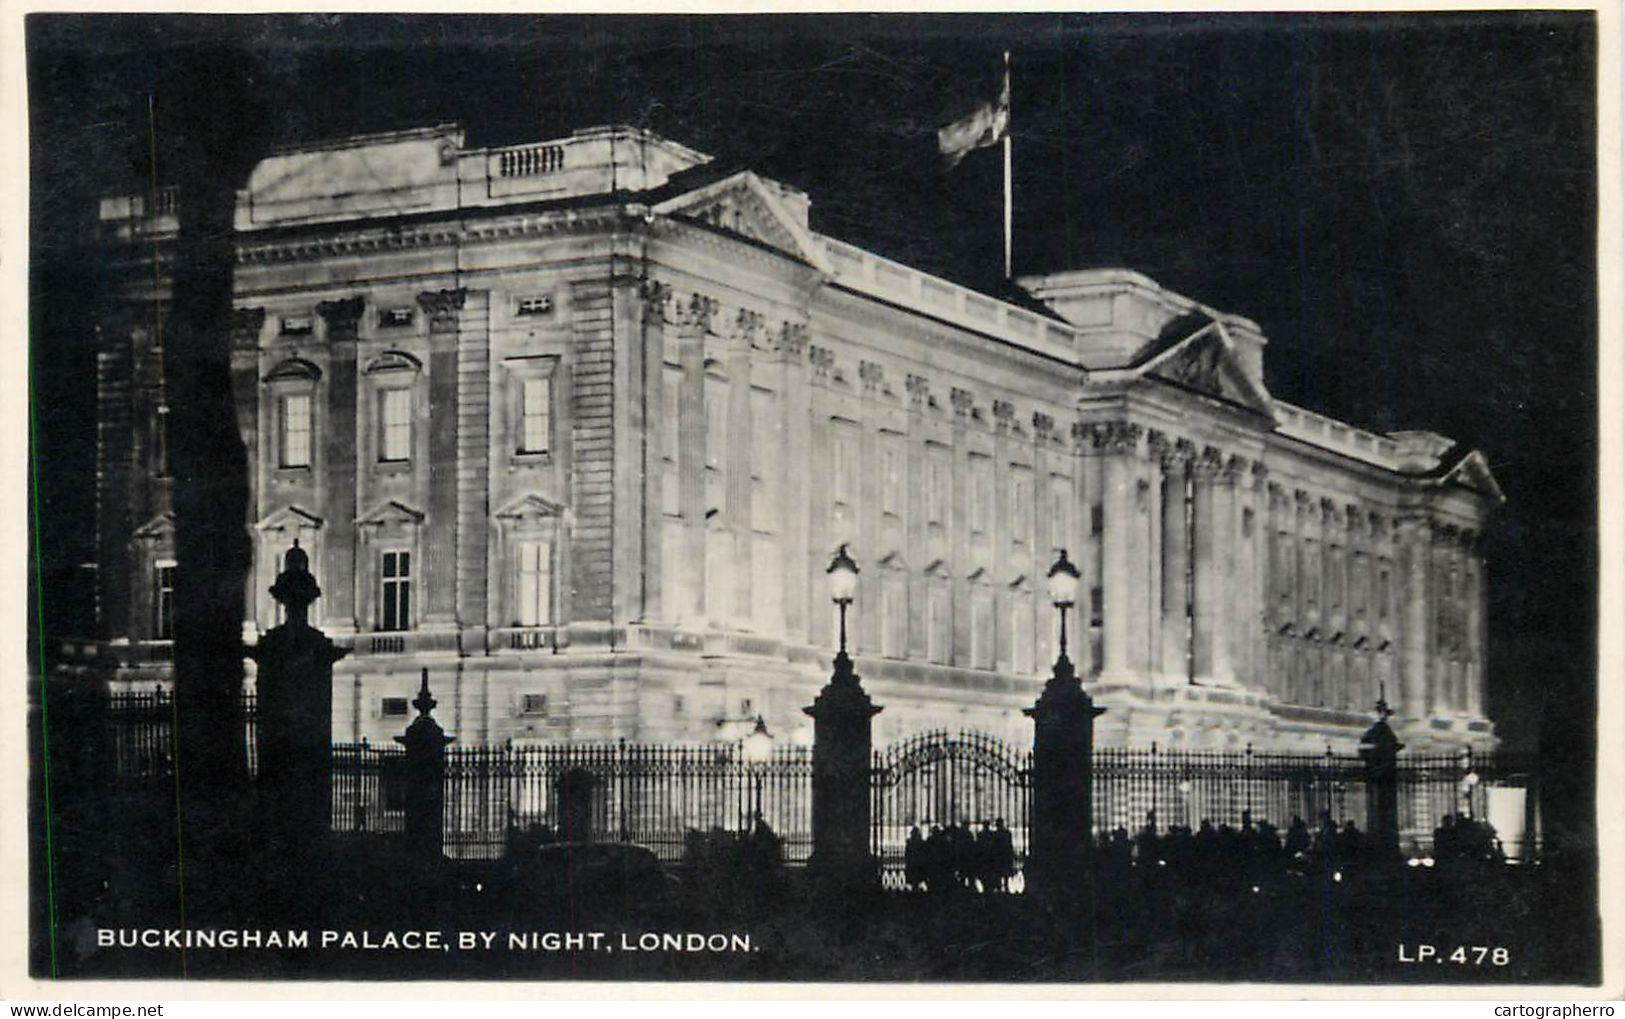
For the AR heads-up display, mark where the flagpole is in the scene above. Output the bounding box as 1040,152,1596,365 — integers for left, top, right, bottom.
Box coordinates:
1002,50,1012,279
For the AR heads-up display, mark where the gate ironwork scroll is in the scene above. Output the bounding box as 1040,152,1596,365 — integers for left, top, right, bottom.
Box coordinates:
870,730,1032,891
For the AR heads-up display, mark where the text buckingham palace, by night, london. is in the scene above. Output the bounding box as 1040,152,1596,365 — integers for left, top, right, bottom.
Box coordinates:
86,122,1504,753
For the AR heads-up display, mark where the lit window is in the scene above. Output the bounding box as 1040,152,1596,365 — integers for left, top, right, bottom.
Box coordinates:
281,393,312,468
380,388,412,462
521,694,549,716
971,590,994,669
154,560,176,640
379,550,412,631
927,454,949,525
513,538,553,627
520,377,551,455
517,294,555,316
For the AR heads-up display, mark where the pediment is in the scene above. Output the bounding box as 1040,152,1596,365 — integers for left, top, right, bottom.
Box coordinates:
1440,449,1506,505
654,172,833,273
356,499,424,527
494,493,564,527
1144,323,1273,416
255,506,323,533
133,511,176,541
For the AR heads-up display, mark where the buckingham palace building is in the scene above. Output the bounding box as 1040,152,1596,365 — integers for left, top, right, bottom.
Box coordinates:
88,123,1503,752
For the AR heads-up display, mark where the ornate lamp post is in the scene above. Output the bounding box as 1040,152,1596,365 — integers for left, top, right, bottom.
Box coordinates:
827,543,860,672
804,545,881,892
742,714,774,829
1046,548,1082,670
1024,549,1105,904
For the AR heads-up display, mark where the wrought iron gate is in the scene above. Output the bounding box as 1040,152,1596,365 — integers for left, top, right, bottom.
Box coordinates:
870,730,1032,891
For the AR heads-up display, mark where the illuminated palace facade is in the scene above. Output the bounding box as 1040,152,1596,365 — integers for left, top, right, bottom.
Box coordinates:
90,124,1502,751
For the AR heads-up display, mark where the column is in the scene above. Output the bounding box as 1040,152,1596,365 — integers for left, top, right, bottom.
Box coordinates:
417,289,465,625
1397,516,1431,721
637,281,671,624
316,299,362,633
677,295,714,624
1159,438,1191,681
726,310,757,628
1465,532,1486,718
950,387,974,665
1095,421,1144,679
1071,420,1100,677
779,322,811,640
991,400,1014,670
1191,446,1236,684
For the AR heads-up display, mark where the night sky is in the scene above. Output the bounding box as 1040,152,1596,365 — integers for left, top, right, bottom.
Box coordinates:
27,12,1597,763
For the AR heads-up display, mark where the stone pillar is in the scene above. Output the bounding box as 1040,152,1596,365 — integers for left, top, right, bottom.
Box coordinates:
1466,534,1486,718
247,542,349,854
1094,421,1143,680
1191,447,1236,684
804,627,882,891
1358,693,1404,861
637,281,672,624
677,296,714,624
727,310,757,627
417,289,465,625
1024,624,1106,903
395,668,454,865
1397,517,1430,721
316,298,362,633
1159,439,1191,681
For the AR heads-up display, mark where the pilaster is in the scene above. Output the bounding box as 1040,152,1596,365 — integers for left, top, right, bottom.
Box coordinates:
316,298,363,633
417,288,465,625
676,294,713,626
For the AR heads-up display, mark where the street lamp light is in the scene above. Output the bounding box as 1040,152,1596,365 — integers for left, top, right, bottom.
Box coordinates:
1046,549,1081,665
742,714,774,830
827,543,860,658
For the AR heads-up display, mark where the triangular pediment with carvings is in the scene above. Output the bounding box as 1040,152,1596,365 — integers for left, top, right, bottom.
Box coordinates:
1439,449,1506,505
133,511,176,543
256,505,324,534
1143,322,1273,417
654,172,833,273
494,493,565,529
356,500,424,529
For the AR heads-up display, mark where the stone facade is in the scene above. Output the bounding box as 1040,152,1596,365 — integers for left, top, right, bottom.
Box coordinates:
90,123,1503,752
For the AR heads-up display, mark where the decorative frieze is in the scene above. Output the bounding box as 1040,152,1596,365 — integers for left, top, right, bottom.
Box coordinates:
1090,421,1143,455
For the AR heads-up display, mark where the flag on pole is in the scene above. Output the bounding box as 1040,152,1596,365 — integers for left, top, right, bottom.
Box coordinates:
937,66,1010,169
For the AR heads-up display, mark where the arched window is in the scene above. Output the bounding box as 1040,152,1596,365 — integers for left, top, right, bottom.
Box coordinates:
365,352,423,466
264,359,321,470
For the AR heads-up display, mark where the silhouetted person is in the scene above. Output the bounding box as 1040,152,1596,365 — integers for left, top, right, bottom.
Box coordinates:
1284,815,1311,860
992,818,1015,891
904,825,925,891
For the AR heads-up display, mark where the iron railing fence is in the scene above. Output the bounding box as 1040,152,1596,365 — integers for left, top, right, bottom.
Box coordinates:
103,689,258,779
324,741,816,863
92,696,1539,865
871,730,1032,891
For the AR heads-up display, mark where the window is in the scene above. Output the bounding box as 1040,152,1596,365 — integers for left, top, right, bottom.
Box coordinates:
1089,585,1104,627
379,307,414,328
1089,504,1104,537
513,538,554,627
927,452,949,525
1011,470,1032,539
881,441,903,516
517,294,555,316
379,388,412,462
520,694,548,716
153,560,176,640
832,429,855,505
927,582,951,664
379,550,412,631
881,569,906,658
280,393,312,468
971,590,994,669
520,377,551,455
706,387,728,471
381,697,409,718
152,405,170,478
970,455,992,533
1011,594,1034,675
280,315,313,336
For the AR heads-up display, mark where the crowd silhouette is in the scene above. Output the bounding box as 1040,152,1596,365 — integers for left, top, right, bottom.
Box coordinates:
897,809,1508,893
902,819,1017,893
